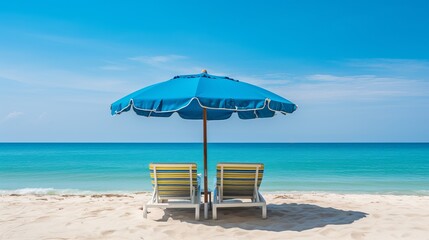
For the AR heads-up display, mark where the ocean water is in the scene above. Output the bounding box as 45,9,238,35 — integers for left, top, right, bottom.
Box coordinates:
0,143,428,195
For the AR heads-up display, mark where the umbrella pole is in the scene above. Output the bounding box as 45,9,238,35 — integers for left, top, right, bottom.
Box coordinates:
203,108,208,219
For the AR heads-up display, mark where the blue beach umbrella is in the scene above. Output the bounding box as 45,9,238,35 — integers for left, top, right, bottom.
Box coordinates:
111,70,297,218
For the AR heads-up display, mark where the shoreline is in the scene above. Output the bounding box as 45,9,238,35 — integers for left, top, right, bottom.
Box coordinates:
1,193,428,239
2,188,429,197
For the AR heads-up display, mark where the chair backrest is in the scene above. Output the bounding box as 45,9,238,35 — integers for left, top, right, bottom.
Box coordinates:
216,163,264,200
150,163,198,199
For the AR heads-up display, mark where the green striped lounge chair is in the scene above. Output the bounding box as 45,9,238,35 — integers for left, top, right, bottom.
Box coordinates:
143,163,201,220
212,163,267,220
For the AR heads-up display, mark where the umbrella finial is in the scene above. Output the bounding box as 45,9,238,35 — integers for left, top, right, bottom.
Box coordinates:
201,69,208,74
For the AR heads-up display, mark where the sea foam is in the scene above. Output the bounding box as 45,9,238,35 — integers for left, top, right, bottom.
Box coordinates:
0,188,88,195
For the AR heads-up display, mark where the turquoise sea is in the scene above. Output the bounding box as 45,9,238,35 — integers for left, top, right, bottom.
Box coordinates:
0,143,428,195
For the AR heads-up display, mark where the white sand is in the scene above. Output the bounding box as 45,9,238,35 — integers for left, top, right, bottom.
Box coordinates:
1,193,428,240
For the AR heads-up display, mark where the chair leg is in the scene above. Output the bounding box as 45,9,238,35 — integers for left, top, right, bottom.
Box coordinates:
212,206,217,220
143,205,148,218
195,205,200,220
262,205,267,219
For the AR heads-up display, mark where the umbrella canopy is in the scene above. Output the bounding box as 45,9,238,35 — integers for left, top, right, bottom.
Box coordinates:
111,71,297,219
111,72,297,119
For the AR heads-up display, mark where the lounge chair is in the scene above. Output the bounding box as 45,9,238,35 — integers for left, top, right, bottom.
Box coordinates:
212,163,267,220
143,163,201,220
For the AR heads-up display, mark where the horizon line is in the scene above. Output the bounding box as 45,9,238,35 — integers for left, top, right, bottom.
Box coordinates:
1,142,428,144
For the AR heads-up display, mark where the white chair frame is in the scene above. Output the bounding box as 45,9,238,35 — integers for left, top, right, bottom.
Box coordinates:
143,163,201,220
212,163,267,220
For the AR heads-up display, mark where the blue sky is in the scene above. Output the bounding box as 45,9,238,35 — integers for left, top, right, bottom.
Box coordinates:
1,0,429,142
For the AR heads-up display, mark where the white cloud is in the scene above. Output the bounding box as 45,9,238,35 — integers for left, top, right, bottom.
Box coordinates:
231,71,429,103
130,55,187,65
234,74,292,86
282,74,429,102
4,111,24,120
37,112,47,120
307,74,385,82
99,60,131,71
345,58,429,74
26,33,115,50
0,55,200,96
0,67,137,94
289,59,429,102
127,54,207,77
126,54,205,76
29,33,90,46
99,65,129,71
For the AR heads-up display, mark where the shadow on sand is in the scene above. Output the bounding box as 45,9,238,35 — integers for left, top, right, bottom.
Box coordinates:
152,203,367,232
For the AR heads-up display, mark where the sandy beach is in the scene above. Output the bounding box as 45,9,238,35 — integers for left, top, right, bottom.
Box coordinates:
1,193,428,240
